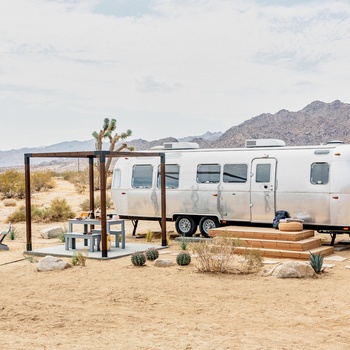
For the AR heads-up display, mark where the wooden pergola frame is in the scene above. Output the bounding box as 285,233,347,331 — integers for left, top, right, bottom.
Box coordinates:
24,150,167,258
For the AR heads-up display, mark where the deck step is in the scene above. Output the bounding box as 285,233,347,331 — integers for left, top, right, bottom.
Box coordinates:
234,245,334,260
208,226,334,259
209,226,315,241
239,237,322,251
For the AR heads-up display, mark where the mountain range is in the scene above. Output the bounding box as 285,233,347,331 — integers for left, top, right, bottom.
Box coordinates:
1,99,349,169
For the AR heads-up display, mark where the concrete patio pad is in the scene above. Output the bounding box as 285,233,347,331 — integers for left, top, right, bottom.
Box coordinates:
24,242,167,260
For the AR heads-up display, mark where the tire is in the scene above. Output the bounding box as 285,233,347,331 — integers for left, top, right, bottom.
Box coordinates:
175,216,197,237
199,217,219,238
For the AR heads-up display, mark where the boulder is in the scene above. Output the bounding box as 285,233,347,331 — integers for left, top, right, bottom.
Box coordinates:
37,255,70,271
272,261,315,278
154,258,174,267
40,226,63,239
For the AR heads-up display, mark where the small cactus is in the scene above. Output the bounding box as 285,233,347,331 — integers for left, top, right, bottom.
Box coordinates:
309,251,324,273
145,248,159,261
176,251,191,266
131,252,146,266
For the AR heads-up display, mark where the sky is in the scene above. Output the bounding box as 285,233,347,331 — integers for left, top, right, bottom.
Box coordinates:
1,0,350,151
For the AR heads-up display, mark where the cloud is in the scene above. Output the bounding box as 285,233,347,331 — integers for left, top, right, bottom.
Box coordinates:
0,0,350,149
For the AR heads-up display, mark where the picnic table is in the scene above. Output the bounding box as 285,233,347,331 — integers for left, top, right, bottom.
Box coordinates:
65,218,126,251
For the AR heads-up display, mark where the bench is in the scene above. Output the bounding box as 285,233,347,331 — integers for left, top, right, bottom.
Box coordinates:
92,229,125,249
64,232,101,252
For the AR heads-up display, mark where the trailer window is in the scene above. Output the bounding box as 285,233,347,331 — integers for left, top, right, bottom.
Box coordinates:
256,164,271,183
223,164,247,183
112,169,121,188
311,162,329,185
197,164,220,183
132,165,153,188
157,164,180,189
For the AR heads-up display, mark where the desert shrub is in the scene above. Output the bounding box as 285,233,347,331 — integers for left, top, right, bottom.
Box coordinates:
79,194,113,211
0,170,25,199
240,249,263,273
7,205,26,223
192,236,241,273
7,199,75,223
46,198,75,222
193,236,264,274
31,171,56,191
3,198,17,207
145,229,154,242
71,252,86,266
74,182,87,194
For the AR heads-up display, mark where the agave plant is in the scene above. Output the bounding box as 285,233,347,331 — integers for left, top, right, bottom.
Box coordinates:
309,251,324,273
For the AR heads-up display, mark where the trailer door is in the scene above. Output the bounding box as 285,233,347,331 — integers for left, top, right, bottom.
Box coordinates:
250,158,276,223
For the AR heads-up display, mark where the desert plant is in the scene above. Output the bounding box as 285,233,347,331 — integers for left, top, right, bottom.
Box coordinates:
71,252,87,266
309,251,324,273
79,194,113,211
192,236,241,273
145,229,154,242
240,248,263,273
45,198,75,222
179,236,188,250
176,251,191,266
3,199,17,207
145,247,159,261
0,170,25,199
9,226,18,240
131,252,146,266
7,199,75,223
31,171,56,191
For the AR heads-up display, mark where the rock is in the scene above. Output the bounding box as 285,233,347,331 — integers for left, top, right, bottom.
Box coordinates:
40,226,63,239
37,255,70,271
272,261,315,278
154,258,174,267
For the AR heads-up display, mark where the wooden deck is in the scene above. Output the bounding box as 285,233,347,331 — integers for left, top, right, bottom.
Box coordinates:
209,226,334,260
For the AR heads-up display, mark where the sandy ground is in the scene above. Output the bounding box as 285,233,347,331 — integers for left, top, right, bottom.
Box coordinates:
1,179,350,349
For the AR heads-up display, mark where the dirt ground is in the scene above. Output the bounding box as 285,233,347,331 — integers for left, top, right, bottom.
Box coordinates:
1,179,350,350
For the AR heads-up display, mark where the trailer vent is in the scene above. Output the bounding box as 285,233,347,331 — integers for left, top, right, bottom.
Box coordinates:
245,139,286,148
151,142,200,150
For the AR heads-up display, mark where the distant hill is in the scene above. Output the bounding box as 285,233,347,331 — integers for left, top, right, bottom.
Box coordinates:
213,100,350,148
1,100,349,169
0,132,221,169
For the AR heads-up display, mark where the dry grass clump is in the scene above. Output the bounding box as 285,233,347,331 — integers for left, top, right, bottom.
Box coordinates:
192,236,263,274
7,198,75,223
3,198,17,207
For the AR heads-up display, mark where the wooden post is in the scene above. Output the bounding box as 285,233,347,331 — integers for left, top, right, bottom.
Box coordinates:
99,151,108,258
24,154,32,251
89,156,95,215
160,153,167,246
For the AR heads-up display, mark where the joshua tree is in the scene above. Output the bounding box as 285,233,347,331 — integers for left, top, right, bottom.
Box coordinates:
92,118,132,179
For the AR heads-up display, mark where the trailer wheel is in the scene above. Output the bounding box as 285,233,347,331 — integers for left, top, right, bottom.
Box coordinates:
199,217,219,238
175,216,197,237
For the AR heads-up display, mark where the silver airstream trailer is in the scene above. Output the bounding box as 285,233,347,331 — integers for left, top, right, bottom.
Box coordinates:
111,140,350,241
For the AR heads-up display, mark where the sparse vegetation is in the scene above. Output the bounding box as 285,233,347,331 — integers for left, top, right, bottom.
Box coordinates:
145,229,154,242
191,236,262,274
7,198,75,223
309,251,324,274
3,199,17,207
9,226,18,240
0,170,56,199
79,194,113,211
179,236,188,250
71,252,87,266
